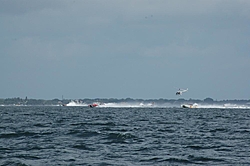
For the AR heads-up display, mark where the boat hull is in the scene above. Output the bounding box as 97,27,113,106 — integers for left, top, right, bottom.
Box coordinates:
181,103,198,108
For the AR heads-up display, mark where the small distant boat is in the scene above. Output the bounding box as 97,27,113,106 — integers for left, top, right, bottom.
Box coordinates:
181,103,198,108
88,103,99,108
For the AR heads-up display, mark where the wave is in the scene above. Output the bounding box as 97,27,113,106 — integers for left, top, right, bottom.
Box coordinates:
197,104,250,109
65,100,88,106
64,101,250,109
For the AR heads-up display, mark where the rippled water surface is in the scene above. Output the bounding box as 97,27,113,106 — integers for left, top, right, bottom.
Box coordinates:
0,106,250,165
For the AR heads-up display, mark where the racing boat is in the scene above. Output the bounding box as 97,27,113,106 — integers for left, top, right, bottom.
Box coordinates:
88,103,99,108
181,103,198,108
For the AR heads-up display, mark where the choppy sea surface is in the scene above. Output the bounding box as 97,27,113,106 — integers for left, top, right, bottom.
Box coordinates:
0,106,250,166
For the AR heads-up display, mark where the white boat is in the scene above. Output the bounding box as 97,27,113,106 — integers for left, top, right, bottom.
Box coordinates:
181,103,198,108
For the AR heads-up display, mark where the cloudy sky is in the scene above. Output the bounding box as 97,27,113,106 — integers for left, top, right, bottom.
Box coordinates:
1,0,249,100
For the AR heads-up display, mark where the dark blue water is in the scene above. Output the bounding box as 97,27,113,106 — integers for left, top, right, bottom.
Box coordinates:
0,106,249,165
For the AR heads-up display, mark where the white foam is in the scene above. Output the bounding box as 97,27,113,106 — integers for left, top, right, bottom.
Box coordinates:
64,101,250,109
98,102,157,108
196,104,250,109
65,100,88,106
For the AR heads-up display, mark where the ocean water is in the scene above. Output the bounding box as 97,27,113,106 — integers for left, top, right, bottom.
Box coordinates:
0,106,250,165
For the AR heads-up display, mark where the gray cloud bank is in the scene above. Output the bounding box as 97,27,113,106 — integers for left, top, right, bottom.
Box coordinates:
1,0,250,99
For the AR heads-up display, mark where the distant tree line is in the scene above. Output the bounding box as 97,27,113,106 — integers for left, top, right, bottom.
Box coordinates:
0,97,249,106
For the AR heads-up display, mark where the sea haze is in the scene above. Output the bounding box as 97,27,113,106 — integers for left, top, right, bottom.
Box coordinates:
0,106,250,165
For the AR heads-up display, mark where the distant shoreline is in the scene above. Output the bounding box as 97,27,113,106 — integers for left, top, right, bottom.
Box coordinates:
0,97,249,106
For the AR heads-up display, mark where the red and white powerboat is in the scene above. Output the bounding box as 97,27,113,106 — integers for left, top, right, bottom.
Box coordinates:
88,103,99,108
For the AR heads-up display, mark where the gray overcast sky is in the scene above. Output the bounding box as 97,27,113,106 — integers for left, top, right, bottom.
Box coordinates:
0,0,250,100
